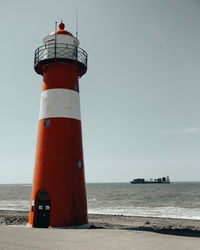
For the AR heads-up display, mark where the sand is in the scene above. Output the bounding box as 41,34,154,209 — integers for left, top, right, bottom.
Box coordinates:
1,210,200,236
0,210,200,249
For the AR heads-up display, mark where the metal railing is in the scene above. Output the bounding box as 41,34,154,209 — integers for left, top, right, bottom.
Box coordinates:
34,42,87,72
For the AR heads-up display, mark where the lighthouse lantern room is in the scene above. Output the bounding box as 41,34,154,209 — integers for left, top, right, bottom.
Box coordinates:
29,22,88,228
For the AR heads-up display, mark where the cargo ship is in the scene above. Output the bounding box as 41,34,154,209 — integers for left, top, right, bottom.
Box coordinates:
130,176,170,184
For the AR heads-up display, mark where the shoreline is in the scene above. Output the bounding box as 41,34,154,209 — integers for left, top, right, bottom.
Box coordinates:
0,210,200,237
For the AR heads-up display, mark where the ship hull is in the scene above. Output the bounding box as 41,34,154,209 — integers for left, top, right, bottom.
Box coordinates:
130,181,170,184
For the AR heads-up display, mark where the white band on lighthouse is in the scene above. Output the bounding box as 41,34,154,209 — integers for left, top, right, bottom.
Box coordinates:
39,88,81,120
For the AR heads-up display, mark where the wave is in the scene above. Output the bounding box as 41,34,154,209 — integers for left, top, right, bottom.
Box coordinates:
1,199,200,220
88,206,200,220
0,200,29,211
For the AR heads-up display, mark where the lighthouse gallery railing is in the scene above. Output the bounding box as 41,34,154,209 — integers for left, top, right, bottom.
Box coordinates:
34,42,87,75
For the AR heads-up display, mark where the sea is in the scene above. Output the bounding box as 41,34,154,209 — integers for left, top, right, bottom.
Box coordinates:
0,182,200,220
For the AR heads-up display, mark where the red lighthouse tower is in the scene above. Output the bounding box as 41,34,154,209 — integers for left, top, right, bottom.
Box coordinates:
28,22,88,228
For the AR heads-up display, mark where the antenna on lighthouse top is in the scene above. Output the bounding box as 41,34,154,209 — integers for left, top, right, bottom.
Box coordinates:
55,21,57,58
55,21,58,34
76,6,78,39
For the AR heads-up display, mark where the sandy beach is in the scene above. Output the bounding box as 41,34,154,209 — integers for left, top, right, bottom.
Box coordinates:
0,210,200,249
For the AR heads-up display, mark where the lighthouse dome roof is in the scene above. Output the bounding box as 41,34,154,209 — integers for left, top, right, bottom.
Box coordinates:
43,21,79,46
55,22,73,36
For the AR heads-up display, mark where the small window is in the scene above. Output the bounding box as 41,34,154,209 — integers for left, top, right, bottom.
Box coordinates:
74,84,79,92
44,119,51,127
78,161,82,169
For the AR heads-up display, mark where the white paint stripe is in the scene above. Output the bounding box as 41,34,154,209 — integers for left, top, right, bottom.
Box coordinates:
39,88,81,120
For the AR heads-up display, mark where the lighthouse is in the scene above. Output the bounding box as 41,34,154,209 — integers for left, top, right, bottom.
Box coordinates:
28,22,88,228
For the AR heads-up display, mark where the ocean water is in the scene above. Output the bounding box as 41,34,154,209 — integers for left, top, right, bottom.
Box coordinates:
0,182,200,220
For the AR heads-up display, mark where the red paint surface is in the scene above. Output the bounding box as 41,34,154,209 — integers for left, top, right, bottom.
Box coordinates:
29,62,88,227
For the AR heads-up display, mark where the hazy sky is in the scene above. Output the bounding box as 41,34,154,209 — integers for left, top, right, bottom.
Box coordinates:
0,0,200,183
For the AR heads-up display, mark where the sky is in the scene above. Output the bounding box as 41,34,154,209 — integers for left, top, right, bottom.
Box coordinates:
0,0,200,183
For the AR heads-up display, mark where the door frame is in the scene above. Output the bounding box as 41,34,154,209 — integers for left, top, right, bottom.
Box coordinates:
33,190,51,228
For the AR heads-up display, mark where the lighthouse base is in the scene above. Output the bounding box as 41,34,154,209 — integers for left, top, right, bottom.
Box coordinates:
27,223,91,229
50,223,91,229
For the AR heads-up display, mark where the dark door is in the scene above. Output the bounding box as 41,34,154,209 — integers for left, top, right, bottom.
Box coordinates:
37,200,51,228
